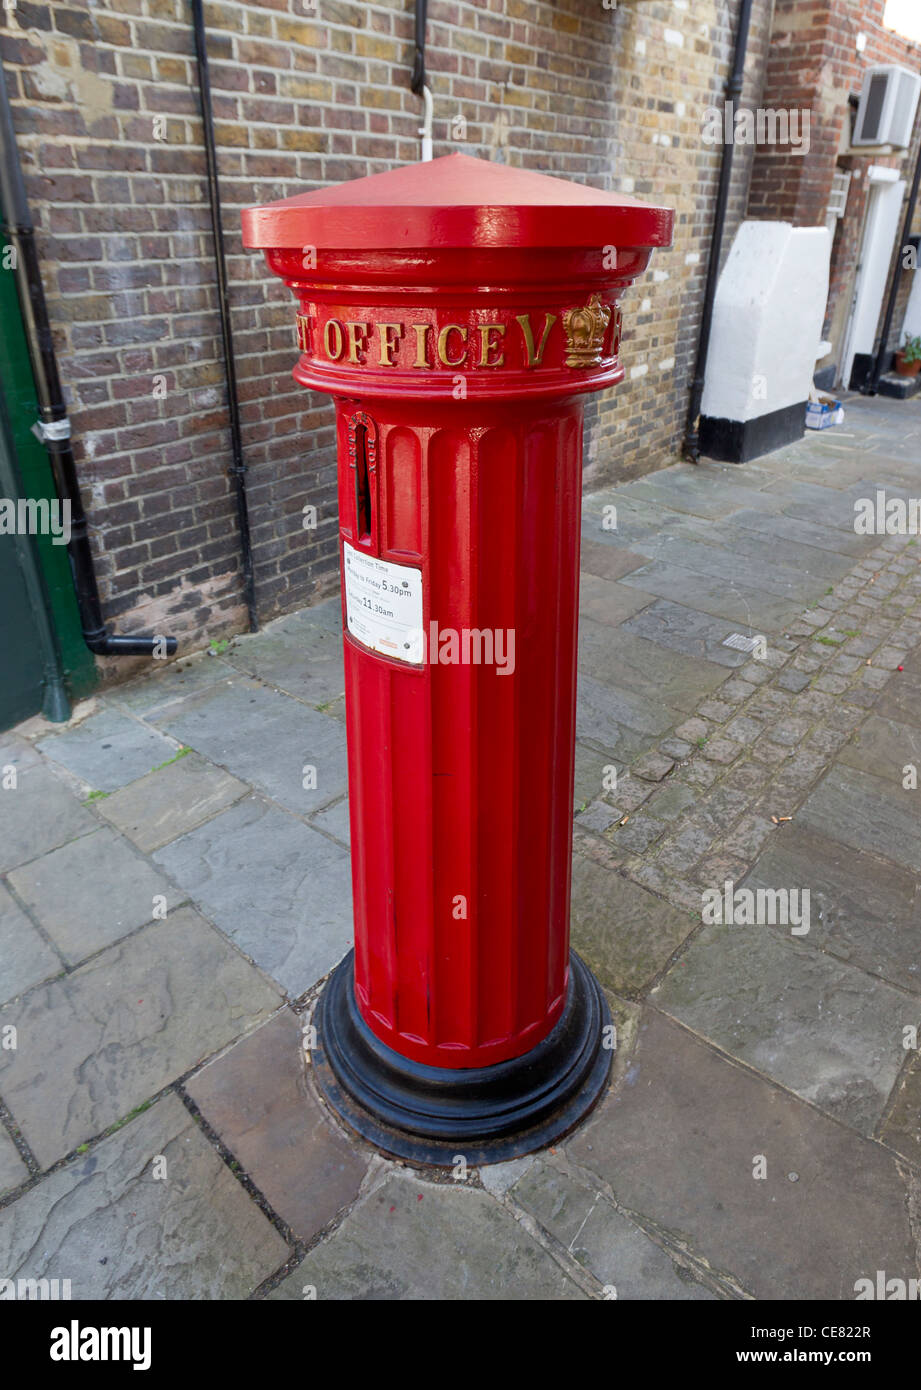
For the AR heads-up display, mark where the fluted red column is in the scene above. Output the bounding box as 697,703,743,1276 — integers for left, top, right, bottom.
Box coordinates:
341,399,583,1067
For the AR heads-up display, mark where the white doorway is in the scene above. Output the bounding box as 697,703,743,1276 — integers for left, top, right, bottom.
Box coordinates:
840,166,906,388
902,254,921,341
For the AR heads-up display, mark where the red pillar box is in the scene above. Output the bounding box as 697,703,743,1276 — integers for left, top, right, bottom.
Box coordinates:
243,155,672,1163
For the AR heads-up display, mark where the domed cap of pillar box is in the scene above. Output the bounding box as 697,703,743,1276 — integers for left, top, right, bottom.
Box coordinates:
241,154,673,402
241,152,673,253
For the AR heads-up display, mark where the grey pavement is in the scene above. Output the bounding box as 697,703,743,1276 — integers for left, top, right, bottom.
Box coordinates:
0,392,919,1299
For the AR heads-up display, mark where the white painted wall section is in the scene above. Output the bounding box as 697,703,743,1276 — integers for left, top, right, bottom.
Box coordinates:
701,221,832,423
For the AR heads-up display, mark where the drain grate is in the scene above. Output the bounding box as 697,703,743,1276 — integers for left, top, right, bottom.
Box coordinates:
722,632,760,653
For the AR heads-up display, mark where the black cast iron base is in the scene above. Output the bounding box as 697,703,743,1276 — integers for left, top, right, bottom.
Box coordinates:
312,949,612,1166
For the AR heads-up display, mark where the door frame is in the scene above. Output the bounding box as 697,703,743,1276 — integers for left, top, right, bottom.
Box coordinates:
840,165,906,388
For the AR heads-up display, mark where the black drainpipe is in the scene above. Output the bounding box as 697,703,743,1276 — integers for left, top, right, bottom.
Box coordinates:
191,0,258,633
865,114,921,395
684,0,754,462
411,0,428,95
0,59,176,658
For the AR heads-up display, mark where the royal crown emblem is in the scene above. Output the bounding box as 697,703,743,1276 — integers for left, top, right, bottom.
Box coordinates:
562,294,613,368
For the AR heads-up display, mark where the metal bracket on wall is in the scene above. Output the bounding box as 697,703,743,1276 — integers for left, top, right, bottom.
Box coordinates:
31,417,71,444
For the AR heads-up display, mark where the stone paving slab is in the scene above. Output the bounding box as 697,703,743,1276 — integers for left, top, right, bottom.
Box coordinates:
881,1056,921,1167
153,796,353,998
579,538,648,581
576,672,674,761
578,573,655,627
584,499,776,570
726,508,874,558
719,521,860,581
106,655,237,718
510,1159,716,1299
573,741,627,811
765,479,873,531
36,708,180,792
285,595,343,636
623,598,749,668
650,535,821,600
96,751,248,852
269,1171,586,1300
613,505,745,554
851,476,920,503
751,441,835,475
0,1126,27,1197
185,1009,369,1241
847,466,916,496
571,855,697,994
837,712,921,781
743,825,921,993
906,641,921,675
308,796,351,846
582,493,689,550
223,615,346,708
799,762,921,870
0,906,282,1167
566,1010,919,1300
579,623,729,714
0,881,61,1006
0,1093,288,1299
608,470,786,520
617,559,802,630
0,763,96,873
0,734,40,775
802,457,908,489
694,459,781,490
8,825,178,965
155,677,348,816
874,662,921,727
652,923,909,1135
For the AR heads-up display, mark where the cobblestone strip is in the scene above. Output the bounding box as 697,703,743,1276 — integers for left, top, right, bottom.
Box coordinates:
574,534,921,918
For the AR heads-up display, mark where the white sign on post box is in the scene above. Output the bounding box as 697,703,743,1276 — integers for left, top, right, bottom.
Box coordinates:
343,542,424,664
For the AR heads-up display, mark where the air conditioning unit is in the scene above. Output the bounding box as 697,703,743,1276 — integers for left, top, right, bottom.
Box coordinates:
852,64,921,148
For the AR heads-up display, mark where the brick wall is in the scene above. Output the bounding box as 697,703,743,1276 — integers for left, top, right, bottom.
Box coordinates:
746,0,921,379
0,0,773,680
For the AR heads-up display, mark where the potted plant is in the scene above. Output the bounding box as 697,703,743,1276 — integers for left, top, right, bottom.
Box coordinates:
894,332,921,377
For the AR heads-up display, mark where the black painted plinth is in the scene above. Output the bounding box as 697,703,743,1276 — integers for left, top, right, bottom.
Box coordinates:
698,400,806,463
877,372,921,400
312,949,612,1166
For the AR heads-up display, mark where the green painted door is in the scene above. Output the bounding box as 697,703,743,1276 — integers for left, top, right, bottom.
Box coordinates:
0,233,95,731
0,421,48,727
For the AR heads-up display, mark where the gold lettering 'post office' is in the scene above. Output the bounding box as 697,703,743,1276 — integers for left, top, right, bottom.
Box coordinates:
296,302,619,372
